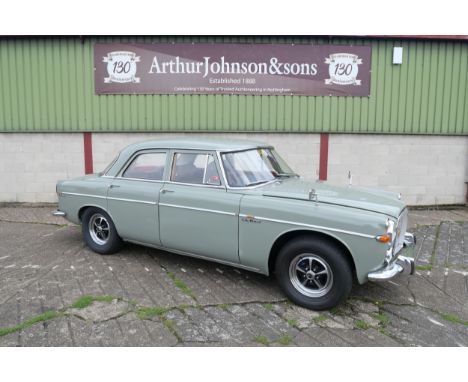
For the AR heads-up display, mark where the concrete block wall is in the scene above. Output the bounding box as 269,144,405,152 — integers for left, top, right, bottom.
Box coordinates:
327,134,468,205
0,133,84,203
1,132,467,205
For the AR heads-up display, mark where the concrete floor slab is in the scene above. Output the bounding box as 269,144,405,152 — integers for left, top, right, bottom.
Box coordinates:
1,206,467,346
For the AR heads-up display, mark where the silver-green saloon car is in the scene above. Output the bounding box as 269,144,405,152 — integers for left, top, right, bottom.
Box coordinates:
53,138,415,310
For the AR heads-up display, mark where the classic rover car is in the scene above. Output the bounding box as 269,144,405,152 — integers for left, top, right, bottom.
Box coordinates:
53,138,415,310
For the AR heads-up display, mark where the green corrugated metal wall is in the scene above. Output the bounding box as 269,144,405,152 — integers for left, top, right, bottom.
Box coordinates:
0,36,467,134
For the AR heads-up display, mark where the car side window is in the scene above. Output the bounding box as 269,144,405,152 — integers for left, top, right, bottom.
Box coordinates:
171,153,221,186
122,152,166,181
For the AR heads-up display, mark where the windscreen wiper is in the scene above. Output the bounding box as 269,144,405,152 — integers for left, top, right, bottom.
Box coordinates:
274,172,299,178
244,180,271,187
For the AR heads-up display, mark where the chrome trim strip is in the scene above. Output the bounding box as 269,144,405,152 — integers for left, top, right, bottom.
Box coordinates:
62,192,106,199
125,239,261,273
202,154,209,183
165,180,225,189
159,202,236,216
62,192,156,205
108,196,157,205
238,214,375,239
115,176,164,184
216,150,230,188
52,210,66,217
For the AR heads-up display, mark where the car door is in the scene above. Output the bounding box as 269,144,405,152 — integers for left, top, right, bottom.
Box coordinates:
159,150,241,264
107,150,168,245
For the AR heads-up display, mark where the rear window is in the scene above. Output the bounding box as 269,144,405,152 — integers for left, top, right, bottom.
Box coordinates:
122,152,167,181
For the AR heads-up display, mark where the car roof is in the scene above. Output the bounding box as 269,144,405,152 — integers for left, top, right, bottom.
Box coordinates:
122,137,270,152
104,137,272,177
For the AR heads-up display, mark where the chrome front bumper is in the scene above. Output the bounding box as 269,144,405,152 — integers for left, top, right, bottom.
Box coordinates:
52,210,66,217
368,233,416,282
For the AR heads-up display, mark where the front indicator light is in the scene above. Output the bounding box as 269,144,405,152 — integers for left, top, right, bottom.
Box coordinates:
376,234,392,243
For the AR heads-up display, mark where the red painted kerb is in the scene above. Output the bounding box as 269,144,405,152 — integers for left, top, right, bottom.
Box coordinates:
319,133,329,181
83,132,93,174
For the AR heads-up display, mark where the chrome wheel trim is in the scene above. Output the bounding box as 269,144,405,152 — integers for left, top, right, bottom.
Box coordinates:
288,253,334,298
88,213,110,245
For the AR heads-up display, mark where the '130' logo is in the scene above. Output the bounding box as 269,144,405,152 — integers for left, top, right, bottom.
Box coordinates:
103,51,140,84
324,53,362,86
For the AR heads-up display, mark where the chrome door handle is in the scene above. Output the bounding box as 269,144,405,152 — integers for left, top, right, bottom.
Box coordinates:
109,184,120,189
160,189,174,194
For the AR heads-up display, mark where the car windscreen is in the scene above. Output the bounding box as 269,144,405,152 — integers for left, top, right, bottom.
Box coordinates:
221,148,295,187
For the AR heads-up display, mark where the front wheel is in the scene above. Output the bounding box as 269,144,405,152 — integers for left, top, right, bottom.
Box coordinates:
275,236,353,310
82,208,122,254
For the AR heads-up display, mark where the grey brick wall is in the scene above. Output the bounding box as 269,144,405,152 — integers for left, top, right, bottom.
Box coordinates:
327,134,468,205
0,133,466,205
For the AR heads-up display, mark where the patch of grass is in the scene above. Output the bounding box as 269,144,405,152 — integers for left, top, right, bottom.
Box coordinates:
167,272,197,300
262,303,273,311
0,310,62,337
440,313,468,327
350,296,385,308
416,264,433,271
174,279,192,295
329,307,341,315
0,294,120,337
287,319,298,328
137,306,169,320
163,319,181,341
371,312,390,326
218,304,231,311
378,328,392,337
360,298,386,309
253,335,269,346
354,319,371,330
278,335,293,345
313,314,328,323
70,295,115,309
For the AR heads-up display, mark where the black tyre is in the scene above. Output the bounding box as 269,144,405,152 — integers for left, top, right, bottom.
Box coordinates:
81,208,123,254
275,236,353,310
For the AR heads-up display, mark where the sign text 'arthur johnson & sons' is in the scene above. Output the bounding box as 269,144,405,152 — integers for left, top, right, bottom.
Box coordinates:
94,43,371,96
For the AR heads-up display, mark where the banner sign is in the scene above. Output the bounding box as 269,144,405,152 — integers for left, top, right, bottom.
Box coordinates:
94,43,371,96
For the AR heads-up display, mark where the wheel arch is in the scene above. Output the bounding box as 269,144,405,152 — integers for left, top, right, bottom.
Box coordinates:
79,204,123,255
268,229,357,280
78,204,116,227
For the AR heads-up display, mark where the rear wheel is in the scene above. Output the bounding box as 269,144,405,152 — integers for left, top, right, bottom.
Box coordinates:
82,208,122,254
275,236,352,310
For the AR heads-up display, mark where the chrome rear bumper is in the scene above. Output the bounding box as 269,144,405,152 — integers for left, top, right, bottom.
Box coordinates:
52,210,66,217
368,233,416,282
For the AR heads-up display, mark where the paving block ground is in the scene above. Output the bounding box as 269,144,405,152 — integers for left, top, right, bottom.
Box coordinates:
0,205,467,346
